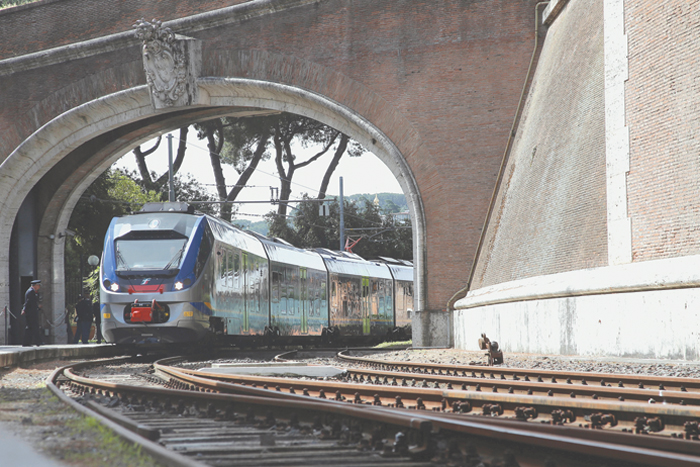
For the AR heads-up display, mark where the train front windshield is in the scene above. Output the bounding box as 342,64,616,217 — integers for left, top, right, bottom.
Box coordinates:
115,238,188,271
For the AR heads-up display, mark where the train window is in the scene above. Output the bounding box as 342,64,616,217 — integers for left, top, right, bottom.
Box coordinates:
115,237,187,271
227,250,234,287
219,250,226,281
272,270,279,297
194,228,212,278
221,250,226,286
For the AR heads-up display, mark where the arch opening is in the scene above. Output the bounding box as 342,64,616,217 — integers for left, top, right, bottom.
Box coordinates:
0,78,426,344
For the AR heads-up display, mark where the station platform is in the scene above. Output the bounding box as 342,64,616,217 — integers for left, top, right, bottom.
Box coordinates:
0,343,124,466
0,343,122,368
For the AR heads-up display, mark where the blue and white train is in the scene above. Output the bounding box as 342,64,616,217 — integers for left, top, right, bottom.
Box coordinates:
99,202,413,346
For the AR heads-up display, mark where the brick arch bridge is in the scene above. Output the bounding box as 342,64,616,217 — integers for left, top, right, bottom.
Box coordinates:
0,0,538,345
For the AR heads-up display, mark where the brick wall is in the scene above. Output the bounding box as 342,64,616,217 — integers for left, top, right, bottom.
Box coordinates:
471,0,608,289
0,0,251,60
0,0,538,313
626,0,700,262
197,0,539,310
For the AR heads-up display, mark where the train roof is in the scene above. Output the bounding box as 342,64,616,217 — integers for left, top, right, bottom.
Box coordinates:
112,211,200,239
376,256,413,267
385,263,413,282
205,216,268,258
371,257,414,281
314,248,392,279
248,232,327,271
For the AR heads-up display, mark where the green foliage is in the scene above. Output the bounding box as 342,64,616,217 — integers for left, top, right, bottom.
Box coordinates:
123,168,219,216
65,416,163,467
266,211,300,245
83,267,100,303
218,115,275,172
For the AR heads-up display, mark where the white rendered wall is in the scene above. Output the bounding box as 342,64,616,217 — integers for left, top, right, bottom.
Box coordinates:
455,255,700,359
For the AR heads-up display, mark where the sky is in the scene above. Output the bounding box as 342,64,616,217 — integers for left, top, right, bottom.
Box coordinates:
113,130,403,221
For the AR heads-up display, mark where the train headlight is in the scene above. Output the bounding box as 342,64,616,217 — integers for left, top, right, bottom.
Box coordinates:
110,282,119,292
174,281,184,291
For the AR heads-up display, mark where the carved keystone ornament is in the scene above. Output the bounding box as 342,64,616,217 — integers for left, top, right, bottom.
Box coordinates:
133,19,202,109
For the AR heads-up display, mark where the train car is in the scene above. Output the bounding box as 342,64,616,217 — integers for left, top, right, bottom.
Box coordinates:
315,249,395,339
100,202,212,344
99,202,412,347
375,257,414,335
207,216,270,338
250,234,328,338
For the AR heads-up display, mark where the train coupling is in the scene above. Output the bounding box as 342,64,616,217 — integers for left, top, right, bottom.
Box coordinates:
127,299,168,323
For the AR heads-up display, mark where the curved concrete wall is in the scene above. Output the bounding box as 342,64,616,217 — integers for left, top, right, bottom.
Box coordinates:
471,0,607,290
457,0,700,359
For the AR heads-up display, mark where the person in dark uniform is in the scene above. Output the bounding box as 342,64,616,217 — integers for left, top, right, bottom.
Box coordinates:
22,280,43,347
73,294,93,344
92,300,103,344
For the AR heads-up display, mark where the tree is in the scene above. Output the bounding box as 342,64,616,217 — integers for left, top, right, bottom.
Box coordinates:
270,115,365,212
132,127,189,193
270,115,338,218
271,194,413,261
195,117,272,222
383,199,402,214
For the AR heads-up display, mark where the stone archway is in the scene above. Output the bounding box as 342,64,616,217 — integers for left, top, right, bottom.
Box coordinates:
0,78,427,343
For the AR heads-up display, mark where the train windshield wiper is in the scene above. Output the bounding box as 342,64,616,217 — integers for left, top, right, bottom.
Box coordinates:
163,245,186,270
115,248,130,270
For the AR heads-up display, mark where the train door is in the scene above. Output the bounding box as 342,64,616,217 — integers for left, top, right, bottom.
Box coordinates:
362,277,370,335
300,268,308,334
242,252,249,333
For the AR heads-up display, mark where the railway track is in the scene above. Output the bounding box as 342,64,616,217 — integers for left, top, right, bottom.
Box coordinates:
47,350,700,466
335,349,700,394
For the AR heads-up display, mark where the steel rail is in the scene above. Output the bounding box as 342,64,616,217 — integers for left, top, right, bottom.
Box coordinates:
45,358,208,467
68,357,700,467
157,363,700,437
342,366,700,405
337,350,700,392
59,366,432,433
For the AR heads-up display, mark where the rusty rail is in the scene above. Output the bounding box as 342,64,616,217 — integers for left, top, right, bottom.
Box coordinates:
58,356,700,466
337,350,700,393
